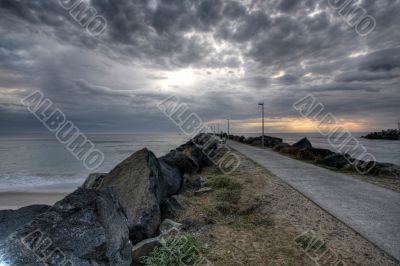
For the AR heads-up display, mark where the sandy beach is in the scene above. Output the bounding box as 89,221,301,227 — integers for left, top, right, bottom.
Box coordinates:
0,192,68,210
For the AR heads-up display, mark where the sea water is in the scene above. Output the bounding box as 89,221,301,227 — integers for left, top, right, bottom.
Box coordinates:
0,133,189,193
0,132,398,193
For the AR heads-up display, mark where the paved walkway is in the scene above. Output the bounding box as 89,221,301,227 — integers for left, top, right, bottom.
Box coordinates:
228,141,400,261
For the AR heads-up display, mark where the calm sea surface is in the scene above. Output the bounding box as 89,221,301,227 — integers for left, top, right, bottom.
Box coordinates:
0,133,189,193
0,132,398,193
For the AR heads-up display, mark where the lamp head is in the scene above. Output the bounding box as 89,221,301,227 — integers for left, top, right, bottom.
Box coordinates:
258,102,264,106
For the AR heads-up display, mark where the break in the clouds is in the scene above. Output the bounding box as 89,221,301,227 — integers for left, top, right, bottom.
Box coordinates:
0,0,399,133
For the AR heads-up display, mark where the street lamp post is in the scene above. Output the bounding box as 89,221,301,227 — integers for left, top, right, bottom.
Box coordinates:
258,102,265,146
227,119,230,139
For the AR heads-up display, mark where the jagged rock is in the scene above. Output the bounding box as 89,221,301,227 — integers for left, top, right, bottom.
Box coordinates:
351,160,377,174
362,129,399,140
0,188,132,266
194,187,213,196
131,237,161,264
264,136,283,147
317,153,351,168
183,145,212,168
252,139,262,145
159,160,182,196
292,137,312,150
0,205,50,242
199,176,208,187
159,150,199,175
160,196,182,218
297,148,334,161
101,148,164,242
375,164,400,178
183,174,201,189
82,173,106,189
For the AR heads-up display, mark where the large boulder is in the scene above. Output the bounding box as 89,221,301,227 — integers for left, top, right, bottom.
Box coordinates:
159,150,199,175
159,160,182,196
182,144,212,168
292,137,312,150
0,188,132,266
0,205,50,242
101,148,164,242
317,153,351,168
264,136,283,147
160,196,182,218
374,163,400,178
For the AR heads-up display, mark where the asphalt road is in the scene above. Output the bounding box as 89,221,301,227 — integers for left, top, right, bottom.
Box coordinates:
228,140,400,261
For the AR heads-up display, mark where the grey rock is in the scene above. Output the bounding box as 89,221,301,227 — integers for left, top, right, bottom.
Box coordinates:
194,187,213,196
376,165,400,179
132,237,161,264
199,176,208,187
0,205,50,242
159,160,182,196
318,153,351,168
362,129,399,140
160,196,182,218
183,174,201,189
101,148,164,242
0,188,132,266
264,136,283,147
297,148,334,161
292,137,313,150
159,150,199,175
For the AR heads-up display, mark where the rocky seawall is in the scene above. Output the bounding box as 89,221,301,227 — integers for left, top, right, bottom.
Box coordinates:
225,134,400,179
0,133,220,265
361,129,400,140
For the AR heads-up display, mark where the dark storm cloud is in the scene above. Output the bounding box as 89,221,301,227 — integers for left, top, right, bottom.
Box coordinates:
358,48,400,72
0,0,399,133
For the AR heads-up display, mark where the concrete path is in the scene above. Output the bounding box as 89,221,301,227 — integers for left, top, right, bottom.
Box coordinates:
228,141,400,261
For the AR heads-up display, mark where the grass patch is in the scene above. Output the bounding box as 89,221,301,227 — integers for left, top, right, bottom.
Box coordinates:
216,202,239,215
218,213,273,230
143,233,203,266
201,204,219,218
216,188,241,204
295,234,327,252
206,175,241,190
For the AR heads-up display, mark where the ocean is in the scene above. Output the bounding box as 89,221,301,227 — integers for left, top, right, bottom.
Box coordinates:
0,132,398,193
0,133,190,193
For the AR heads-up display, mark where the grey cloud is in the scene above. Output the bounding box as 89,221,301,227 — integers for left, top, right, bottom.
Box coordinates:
0,0,399,132
358,48,400,72
335,71,399,82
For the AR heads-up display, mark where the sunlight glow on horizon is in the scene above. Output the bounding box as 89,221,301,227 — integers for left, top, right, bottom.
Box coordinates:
209,117,369,133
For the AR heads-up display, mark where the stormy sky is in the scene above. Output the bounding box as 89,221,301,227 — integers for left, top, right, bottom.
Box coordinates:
0,0,399,133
